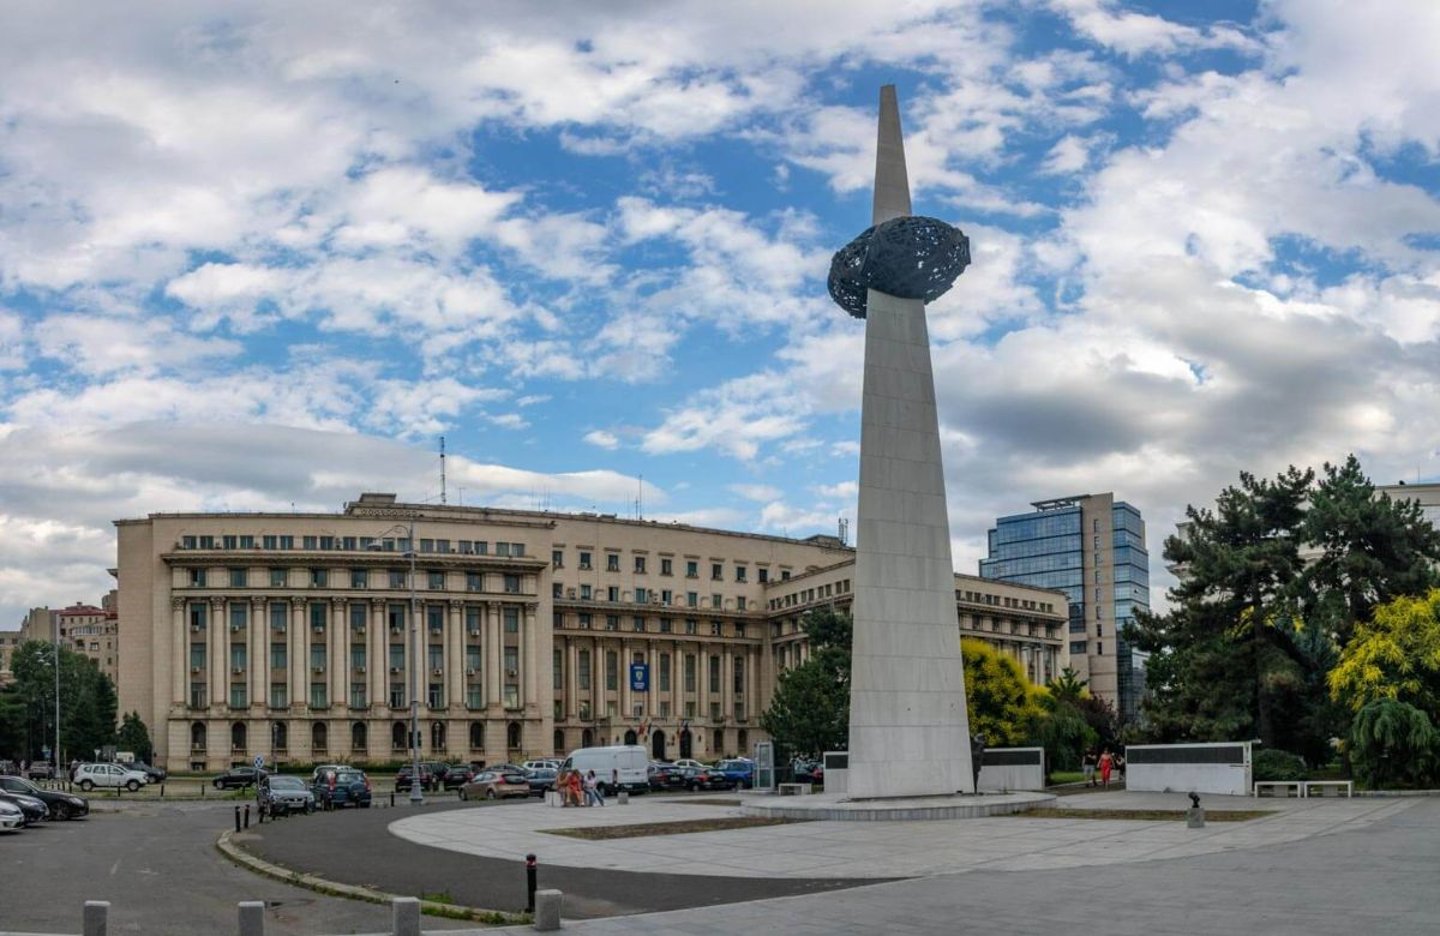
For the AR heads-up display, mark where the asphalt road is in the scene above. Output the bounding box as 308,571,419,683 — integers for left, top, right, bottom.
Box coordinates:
0,801,476,935
241,795,882,919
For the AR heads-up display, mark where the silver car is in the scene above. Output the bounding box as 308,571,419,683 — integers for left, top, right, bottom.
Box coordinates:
0,798,22,830
257,775,315,816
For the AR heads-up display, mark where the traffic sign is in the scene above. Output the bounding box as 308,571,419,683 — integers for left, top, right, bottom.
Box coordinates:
629,662,650,692
253,754,265,770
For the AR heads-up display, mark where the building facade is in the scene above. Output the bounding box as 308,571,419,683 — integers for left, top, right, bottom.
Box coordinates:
978,493,1150,719
116,493,1072,770
14,601,120,686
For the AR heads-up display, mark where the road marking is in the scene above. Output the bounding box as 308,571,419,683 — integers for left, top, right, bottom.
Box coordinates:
110,859,121,876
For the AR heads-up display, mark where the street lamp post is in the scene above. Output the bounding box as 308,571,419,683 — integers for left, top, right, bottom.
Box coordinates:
371,520,423,805
53,616,60,777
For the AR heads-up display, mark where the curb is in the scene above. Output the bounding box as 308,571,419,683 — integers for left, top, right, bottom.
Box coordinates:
214,828,530,927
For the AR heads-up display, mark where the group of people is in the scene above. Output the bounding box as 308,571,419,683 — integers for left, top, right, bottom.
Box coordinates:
556,768,606,807
1081,748,1125,787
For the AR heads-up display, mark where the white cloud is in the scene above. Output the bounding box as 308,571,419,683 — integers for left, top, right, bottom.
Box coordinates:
584,430,620,450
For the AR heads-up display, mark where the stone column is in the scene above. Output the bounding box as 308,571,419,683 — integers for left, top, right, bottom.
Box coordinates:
448,601,465,708
619,639,632,725
331,599,347,711
486,603,502,708
252,598,267,710
171,598,186,708
289,599,305,713
566,639,579,720
209,598,225,707
369,599,385,715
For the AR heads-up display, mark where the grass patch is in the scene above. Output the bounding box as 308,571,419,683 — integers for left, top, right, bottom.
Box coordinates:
545,817,804,840
1015,807,1273,822
419,890,454,905
1049,771,1085,785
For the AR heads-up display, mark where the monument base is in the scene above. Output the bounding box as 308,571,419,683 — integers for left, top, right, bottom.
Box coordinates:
740,790,1053,822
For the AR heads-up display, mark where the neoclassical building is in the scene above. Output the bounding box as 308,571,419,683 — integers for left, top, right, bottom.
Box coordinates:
116,493,1068,771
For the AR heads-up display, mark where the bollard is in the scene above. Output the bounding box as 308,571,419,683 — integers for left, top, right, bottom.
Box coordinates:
617,790,629,805
160,783,165,798
533,889,562,931
526,853,538,912
1186,807,1205,828
244,804,251,829
238,900,265,936
83,900,109,936
234,805,241,833
391,896,420,936
390,791,395,808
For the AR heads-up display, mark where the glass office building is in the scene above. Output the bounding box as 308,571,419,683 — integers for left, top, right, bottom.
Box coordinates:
979,493,1150,721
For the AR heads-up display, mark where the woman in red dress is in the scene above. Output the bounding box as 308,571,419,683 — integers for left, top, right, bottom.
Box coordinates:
1099,749,1114,788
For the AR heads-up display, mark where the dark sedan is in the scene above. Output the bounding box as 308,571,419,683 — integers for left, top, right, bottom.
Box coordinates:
0,775,88,820
257,775,315,816
442,765,476,790
394,764,435,793
525,767,557,796
677,766,735,791
0,790,49,824
648,764,687,792
213,767,267,789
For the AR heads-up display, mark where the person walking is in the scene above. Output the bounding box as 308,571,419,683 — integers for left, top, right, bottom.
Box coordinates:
584,770,605,807
1099,748,1114,788
1082,749,1098,787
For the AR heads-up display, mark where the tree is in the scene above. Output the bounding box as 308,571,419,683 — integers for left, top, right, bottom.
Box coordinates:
1329,588,1440,716
1031,689,1097,772
759,608,852,758
1128,458,1440,763
1045,668,1088,706
8,640,118,763
961,638,1042,746
117,712,154,764
1348,699,1438,789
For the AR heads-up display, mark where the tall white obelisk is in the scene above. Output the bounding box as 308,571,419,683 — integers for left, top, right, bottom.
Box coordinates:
845,86,974,798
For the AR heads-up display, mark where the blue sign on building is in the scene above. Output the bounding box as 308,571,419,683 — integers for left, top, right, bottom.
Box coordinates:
629,662,649,692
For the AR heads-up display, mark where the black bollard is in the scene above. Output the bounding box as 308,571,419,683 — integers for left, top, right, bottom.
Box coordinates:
390,792,395,808
526,853,537,913
160,783,165,798
234,805,241,833
243,804,250,829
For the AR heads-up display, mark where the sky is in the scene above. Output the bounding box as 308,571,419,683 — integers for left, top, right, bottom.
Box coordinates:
3,0,1440,630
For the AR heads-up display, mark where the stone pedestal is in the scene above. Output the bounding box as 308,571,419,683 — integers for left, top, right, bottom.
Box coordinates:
1186,807,1206,828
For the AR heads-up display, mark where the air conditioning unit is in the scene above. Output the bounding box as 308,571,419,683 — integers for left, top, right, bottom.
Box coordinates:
429,626,442,634
389,625,402,634
356,666,366,674
390,666,402,674
190,624,203,633
191,666,202,674
506,668,518,677
313,665,325,673
232,667,244,675
230,624,243,632
467,627,480,636
466,667,476,676
432,667,443,676
312,625,325,633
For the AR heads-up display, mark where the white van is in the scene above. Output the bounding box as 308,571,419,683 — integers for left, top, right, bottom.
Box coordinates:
562,745,649,795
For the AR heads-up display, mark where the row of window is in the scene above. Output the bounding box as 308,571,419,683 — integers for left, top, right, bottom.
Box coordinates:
186,567,524,593
180,535,526,556
769,579,851,609
190,681,519,711
556,613,748,638
552,551,779,584
554,648,744,695
192,720,522,754
1068,640,1105,655
557,698,747,723
555,582,750,611
188,601,524,635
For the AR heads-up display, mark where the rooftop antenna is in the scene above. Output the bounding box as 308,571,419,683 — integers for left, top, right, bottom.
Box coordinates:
637,474,644,521
439,436,447,505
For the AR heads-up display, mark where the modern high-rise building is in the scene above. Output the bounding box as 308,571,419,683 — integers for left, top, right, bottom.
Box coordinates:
979,493,1150,720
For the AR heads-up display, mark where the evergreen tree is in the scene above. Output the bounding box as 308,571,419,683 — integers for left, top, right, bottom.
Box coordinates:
117,712,154,764
759,608,852,758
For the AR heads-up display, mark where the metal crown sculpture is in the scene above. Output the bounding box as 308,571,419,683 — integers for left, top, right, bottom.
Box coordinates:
827,215,971,318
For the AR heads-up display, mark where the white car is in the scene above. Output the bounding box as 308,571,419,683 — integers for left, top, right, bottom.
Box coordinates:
671,758,706,771
522,759,561,772
73,762,150,792
0,799,23,830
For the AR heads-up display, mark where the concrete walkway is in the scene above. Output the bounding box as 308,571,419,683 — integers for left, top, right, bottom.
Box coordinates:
389,790,1414,879
454,794,1440,936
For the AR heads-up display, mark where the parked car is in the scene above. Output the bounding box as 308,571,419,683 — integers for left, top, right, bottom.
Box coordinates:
716,758,755,789
257,775,316,817
0,798,23,830
441,764,476,790
0,790,49,824
312,767,372,809
0,775,88,820
677,766,735,792
792,759,823,784
459,769,530,800
670,758,706,771
525,767,557,796
127,762,166,783
74,762,150,792
394,763,435,793
647,764,686,792
523,759,561,772
24,762,55,780
211,767,266,790
562,745,649,795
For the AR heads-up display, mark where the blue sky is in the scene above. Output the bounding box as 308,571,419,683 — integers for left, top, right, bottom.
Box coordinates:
4,0,1440,627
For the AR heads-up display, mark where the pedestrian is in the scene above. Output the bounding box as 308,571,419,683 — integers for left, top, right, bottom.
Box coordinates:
584,770,605,807
1099,748,1114,788
969,734,986,794
566,768,584,807
1081,748,1098,787
1114,751,1126,782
